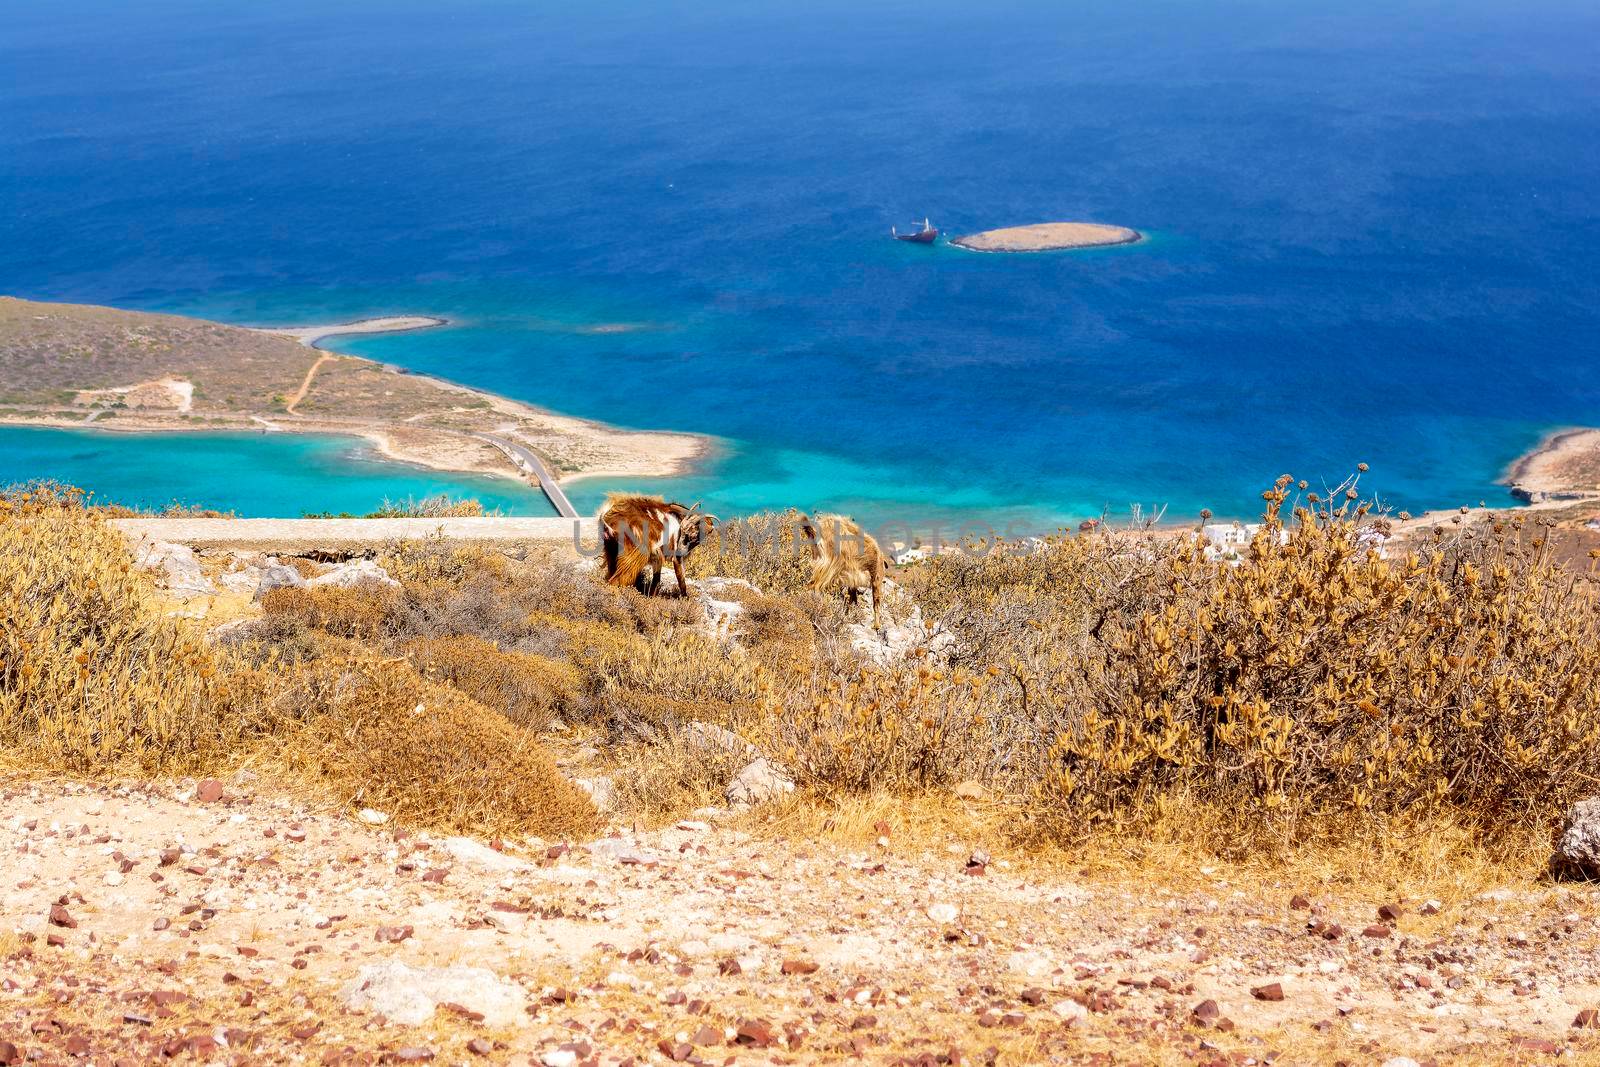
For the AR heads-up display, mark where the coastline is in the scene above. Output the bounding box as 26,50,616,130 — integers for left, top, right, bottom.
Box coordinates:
0,303,710,503
255,315,450,348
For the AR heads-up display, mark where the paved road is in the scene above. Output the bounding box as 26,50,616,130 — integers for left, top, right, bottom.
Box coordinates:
112,516,596,551
471,432,580,518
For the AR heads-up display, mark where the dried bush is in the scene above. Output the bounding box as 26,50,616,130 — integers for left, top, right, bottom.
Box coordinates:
261,584,403,641
404,635,578,731
267,658,600,838
366,495,489,518
685,511,815,594
0,493,271,773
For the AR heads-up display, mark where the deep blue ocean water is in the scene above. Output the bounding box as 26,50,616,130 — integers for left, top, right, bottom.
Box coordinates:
4,0,1598,529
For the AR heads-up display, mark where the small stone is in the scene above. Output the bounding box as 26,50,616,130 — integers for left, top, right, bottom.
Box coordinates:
735,1019,776,1047
48,904,76,928
1289,894,1311,910
1192,999,1221,1026
926,902,959,924
466,1039,492,1056
1362,924,1392,939
374,925,414,944
386,1050,433,1064
357,808,390,825
781,958,819,976
1420,899,1443,916
1052,1000,1088,1026
1251,982,1285,1002
541,1050,577,1067
1575,1008,1600,1029
952,780,988,801
690,1025,722,1046
196,779,225,803
1377,902,1405,922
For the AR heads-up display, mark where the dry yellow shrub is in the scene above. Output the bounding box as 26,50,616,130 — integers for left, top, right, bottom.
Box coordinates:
685,511,816,594
404,634,578,730
268,658,601,838
0,493,269,773
261,584,401,641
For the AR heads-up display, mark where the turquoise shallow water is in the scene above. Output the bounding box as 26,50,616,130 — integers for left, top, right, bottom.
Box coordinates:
0,426,551,517
4,0,1598,532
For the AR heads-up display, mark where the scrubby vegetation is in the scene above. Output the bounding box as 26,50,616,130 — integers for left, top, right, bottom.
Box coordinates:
0,489,599,838
6,474,1600,859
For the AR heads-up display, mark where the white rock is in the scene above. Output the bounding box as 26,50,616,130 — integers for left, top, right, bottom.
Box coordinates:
133,540,215,598
725,758,794,806
542,1051,578,1067
218,568,262,595
846,601,956,667
340,960,525,1027
1555,799,1600,878
1380,1059,1421,1067
255,561,306,598
307,558,399,590
684,721,760,760
926,902,959,924
574,777,616,812
439,836,528,873
1006,951,1052,977
1052,999,1088,1026
356,808,390,826
587,837,665,866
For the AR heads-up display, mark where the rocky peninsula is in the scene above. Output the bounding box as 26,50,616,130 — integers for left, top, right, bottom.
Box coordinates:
952,222,1141,253
0,297,706,497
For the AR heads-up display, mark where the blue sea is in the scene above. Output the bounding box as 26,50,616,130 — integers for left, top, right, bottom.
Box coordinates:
4,0,1598,529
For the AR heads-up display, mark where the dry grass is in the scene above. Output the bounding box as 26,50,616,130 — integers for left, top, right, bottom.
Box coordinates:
264,658,600,838
11,468,1600,865
403,634,578,731
0,485,266,773
0,488,595,838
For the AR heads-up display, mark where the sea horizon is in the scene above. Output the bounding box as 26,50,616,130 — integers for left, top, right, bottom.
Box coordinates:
4,0,1598,527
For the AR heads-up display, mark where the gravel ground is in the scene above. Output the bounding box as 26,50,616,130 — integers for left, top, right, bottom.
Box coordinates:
5,781,1600,1064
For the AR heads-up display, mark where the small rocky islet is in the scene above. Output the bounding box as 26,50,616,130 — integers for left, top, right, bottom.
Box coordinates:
951,221,1141,252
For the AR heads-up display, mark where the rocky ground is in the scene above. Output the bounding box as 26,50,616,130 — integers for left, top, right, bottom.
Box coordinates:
6,780,1600,1065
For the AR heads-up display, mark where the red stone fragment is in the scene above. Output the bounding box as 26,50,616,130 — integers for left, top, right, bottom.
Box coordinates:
374,925,414,944
1362,924,1392,939
780,958,818,976
1575,1008,1600,1029
1289,894,1311,909
691,1025,722,1046
1192,999,1221,1026
1377,903,1405,922
196,779,225,803
735,1020,776,1048
48,904,76,928
1251,983,1285,1002
465,1039,492,1056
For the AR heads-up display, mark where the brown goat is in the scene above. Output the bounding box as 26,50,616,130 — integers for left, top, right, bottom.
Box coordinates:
597,494,716,598
798,512,887,627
